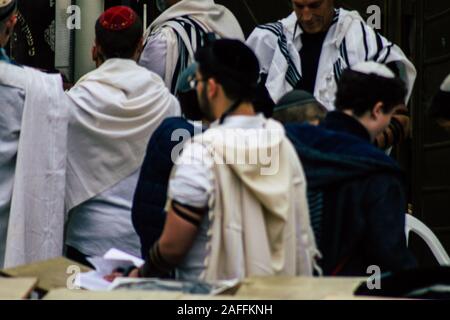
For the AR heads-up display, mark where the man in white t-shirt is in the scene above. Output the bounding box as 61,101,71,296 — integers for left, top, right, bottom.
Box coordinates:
109,39,318,282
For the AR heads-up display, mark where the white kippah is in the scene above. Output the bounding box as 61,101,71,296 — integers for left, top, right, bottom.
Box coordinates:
351,61,395,79
0,0,13,9
440,74,450,92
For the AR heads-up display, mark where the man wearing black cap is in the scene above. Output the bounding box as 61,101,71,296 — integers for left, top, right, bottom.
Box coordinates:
109,39,319,281
0,0,70,268
273,90,327,125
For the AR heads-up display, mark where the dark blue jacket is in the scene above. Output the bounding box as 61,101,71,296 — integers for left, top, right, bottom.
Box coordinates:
285,112,417,276
132,117,200,260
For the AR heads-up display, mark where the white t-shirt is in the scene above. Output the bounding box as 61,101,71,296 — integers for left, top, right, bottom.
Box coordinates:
66,169,141,257
139,30,169,86
168,114,267,208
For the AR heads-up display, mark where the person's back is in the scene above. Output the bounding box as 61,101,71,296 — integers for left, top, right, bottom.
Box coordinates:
108,39,318,283
0,0,69,268
284,62,417,276
0,55,24,268
132,117,200,260
139,0,244,94
65,6,180,264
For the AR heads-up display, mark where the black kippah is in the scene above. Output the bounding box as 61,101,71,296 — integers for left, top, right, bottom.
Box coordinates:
195,39,260,88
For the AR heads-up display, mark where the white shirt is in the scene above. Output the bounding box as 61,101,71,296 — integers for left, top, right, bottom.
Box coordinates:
139,30,168,83
66,169,141,257
169,114,267,208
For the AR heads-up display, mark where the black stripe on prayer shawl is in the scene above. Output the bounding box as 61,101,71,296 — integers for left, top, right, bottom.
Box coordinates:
168,16,208,94
257,22,302,88
373,31,384,62
332,8,340,24
340,38,350,67
360,22,369,61
381,43,394,63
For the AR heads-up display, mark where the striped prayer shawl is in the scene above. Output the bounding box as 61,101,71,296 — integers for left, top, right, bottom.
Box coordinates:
257,9,340,89
257,22,302,89
332,21,396,82
165,15,208,94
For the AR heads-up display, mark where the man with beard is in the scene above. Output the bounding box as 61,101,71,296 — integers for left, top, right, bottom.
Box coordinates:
108,39,319,282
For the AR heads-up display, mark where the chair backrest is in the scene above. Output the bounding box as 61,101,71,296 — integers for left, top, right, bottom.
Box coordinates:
405,214,450,266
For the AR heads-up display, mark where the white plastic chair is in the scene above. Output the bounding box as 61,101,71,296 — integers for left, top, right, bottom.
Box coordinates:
405,214,450,266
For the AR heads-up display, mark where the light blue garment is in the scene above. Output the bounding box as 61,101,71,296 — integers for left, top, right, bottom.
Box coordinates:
0,48,10,63
65,170,142,258
0,62,25,267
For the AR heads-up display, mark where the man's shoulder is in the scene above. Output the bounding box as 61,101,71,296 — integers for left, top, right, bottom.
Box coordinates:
153,117,196,142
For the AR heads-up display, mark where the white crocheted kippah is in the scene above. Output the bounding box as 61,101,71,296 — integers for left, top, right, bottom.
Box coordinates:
440,74,450,92
351,61,395,79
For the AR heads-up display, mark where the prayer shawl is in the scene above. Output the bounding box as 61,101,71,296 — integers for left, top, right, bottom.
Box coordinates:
246,9,417,109
65,58,180,211
185,119,320,281
0,62,69,268
145,0,245,93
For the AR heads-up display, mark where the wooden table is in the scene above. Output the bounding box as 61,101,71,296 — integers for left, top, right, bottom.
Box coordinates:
1,257,91,293
1,257,376,300
43,289,256,300
0,278,38,299
234,276,367,300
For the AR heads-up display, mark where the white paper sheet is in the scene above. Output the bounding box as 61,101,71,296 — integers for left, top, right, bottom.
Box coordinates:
76,248,144,291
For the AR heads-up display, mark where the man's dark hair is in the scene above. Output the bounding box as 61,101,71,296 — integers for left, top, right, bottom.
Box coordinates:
194,39,260,102
335,69,407,117
0,0,17,32
95,15,143,60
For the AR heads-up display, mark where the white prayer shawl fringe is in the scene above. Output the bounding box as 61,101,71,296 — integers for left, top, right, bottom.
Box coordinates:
1,63,69,268
65,58,180,211
246,9,417,109
145,0,245,90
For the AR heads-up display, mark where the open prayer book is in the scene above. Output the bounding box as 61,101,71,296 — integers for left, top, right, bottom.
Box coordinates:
76,248,239,295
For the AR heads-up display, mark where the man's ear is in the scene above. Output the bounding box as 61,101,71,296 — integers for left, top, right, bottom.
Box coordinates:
4,13,18,38
207,78,218,99
92,40,104,65
372,102,384,119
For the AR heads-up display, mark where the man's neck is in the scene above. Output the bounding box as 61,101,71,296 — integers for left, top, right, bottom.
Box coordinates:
342,110,375,142
231,101,256,117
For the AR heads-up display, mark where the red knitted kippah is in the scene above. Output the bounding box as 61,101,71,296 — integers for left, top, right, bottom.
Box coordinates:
99,6,137,31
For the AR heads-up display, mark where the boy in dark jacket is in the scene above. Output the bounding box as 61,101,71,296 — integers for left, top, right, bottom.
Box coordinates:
282,61,417,276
